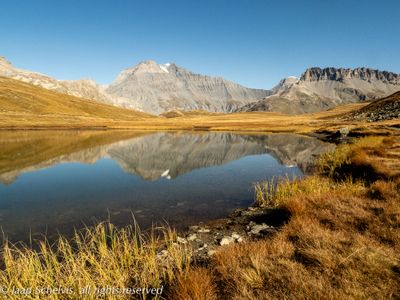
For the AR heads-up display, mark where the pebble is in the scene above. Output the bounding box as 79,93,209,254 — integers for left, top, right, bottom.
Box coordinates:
249,223,272,236
231,232,241,240
187,234,198,241
156,250,168,259
220,236,235,246
176,236,187,244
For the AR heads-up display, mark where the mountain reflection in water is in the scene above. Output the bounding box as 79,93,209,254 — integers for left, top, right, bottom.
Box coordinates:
0,130,334,242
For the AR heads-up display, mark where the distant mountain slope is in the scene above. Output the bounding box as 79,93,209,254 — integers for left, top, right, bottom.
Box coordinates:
239,67,400,114
106,60,272,114
347,91,400,122
0,56,115,103
1,56,271,114
0,77,152,127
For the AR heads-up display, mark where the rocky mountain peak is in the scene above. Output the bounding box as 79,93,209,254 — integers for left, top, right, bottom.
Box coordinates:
130,60,174,74
300,67,400,83
111,60,175,86
271,76,299,93
106,60,272,114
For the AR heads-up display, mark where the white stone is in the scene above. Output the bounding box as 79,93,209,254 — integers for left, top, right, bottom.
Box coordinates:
176,236,187,244
220,236,235,246
231,232,240,240
187,234,197,241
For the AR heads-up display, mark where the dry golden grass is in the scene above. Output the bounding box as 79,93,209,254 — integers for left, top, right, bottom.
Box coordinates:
0,222,192,300
316,136,400,182
169,268,218,300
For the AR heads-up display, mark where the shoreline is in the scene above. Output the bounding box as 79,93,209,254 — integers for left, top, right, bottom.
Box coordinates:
0,130,398,298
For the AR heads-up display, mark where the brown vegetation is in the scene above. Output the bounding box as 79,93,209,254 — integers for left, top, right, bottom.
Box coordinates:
209,135,400,299
169,268,218,300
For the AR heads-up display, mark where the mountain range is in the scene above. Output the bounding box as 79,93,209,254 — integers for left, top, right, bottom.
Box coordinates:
1,55,399,115
241,67,400,114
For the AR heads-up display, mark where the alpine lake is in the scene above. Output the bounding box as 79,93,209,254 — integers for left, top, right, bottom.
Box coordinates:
0,130,334,243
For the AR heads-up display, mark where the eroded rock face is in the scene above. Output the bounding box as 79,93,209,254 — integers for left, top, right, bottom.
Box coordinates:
105,61,272,114
301,67,400,83
240,67,400,115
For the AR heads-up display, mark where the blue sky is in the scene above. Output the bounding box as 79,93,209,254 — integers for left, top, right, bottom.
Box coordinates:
0,0,399,88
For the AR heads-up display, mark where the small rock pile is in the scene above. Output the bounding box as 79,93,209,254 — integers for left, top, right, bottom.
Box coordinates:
157,206,289,263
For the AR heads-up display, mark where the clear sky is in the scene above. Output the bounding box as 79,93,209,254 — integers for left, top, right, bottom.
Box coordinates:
0,0,399,89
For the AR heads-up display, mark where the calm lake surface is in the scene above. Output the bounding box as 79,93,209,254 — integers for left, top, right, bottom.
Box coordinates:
0,130,334,242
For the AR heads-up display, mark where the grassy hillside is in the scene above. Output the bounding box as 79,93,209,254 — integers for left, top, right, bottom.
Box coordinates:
0,76,154,128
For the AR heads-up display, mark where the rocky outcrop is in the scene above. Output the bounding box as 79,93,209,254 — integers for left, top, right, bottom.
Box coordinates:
301,67,400,83
239,67,400,115
105,60,272,114
347,91,400,122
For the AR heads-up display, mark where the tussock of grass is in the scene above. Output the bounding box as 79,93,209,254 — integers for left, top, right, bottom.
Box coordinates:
168,267,218,300
0,222,192,299
254,176,362,208
315,136,396,182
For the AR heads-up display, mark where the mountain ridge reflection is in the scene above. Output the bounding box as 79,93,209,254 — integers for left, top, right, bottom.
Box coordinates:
0,131,334,184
